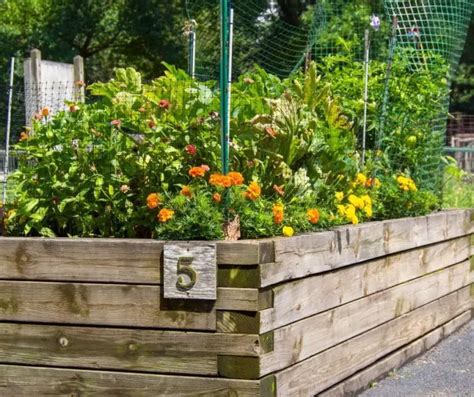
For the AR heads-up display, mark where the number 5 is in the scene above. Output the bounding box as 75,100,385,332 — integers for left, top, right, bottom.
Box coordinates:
176,256,197,291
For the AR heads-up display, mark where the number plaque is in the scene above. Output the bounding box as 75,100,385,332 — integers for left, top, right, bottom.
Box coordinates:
163,242,217,300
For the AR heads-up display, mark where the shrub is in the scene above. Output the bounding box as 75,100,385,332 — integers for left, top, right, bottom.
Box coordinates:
4,55,449,239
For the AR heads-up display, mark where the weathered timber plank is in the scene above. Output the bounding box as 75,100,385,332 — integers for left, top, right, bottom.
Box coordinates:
266,210,472,286
216,288,273,311
216,240,274,265
0,323,262,375
218,266,261,288
319,310,472,397
260,237,471,329
0,237,273,286
0,281,215,330
259,260,471,375
217,311,260,334
0,365,261,396
0,238,163,284
273,287,471,397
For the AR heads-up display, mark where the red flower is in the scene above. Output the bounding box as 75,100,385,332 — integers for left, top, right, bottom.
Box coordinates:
159,99,170,110
186,144,197,156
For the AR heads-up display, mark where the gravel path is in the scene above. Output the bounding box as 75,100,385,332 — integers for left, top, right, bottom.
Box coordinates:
359,320,474,397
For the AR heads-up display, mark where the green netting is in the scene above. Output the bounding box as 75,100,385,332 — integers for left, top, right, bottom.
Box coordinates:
184,0,473,195
381,0,473,192
384,0,473,72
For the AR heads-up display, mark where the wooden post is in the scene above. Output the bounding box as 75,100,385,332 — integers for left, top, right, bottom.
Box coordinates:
73,55,85,103
28,49,42,121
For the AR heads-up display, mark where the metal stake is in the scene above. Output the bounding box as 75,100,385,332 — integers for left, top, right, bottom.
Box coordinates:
362,30,370,166
220,0,230,175
2,57,15,207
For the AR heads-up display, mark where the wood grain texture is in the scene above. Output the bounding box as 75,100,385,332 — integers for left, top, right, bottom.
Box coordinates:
260,237,471,330
216,288,273,312
0,281,215,330
264,210,472,287
319,310,472,397
216,240,274,265
164,243,217,300
0,365,261,396
0,237,273,287
273,287,472,397
0,238,163,284
259,260,471,375
0,323,262,375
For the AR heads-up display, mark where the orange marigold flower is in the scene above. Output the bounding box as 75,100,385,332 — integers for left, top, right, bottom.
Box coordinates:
213,192,222,203
158,208,174,223
189,167,206,178
146,193,160,209
307,208,320,224
245,181,261,200
181,185,192,198
272,203,284,225
228,171,245,186
209,173,232,188
19,131,29,141
41,107,50,117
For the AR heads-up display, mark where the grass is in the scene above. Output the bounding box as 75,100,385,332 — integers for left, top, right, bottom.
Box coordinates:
443,172,474,209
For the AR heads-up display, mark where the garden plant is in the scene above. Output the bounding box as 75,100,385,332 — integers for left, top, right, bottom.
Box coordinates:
2,47,450,241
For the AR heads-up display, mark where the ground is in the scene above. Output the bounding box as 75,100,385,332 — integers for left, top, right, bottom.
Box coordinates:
360,320,474,396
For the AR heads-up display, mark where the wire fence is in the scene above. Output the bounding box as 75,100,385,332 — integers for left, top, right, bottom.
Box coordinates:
1,0,473,203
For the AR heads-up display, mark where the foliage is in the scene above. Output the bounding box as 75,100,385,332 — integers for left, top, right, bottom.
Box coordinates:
442,158,474,209
4,54,451,239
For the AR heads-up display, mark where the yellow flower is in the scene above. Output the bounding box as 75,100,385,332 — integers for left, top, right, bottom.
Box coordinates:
337,205,346,216
364,205,373,217
374,178,381,188
348,194,364,209
282,226,294,237
397,175,417,192
345,204,356,218
356,173,367,186
335,192,344,202
361,194,372,207
349,215,359,225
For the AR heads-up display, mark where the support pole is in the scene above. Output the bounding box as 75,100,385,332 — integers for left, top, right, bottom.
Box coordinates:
2,57,15,207
73,55,85,103
378,16,398,149
227,7,234,141
220,0,230,175
188,29,196,79
362,29,370,166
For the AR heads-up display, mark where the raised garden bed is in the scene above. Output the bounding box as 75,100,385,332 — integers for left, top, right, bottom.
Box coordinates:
0,209,472,396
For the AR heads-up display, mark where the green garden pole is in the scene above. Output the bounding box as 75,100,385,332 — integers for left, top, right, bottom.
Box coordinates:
220,0,230,175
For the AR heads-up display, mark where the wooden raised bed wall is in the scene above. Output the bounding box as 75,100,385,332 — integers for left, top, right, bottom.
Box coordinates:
0,209,472,396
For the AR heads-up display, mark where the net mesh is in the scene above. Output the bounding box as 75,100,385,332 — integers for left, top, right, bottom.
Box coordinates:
184,0,473,196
